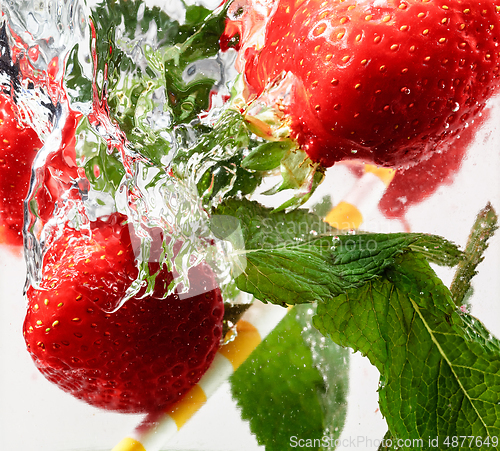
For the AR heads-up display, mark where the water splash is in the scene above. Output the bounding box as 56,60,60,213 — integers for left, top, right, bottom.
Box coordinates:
17,0,242,306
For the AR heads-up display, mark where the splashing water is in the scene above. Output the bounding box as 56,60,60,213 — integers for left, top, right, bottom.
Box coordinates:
0,0,243,306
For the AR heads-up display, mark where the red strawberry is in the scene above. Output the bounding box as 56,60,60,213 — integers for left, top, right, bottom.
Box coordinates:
225,0,500,168
0,93,41,247
23,213,224,414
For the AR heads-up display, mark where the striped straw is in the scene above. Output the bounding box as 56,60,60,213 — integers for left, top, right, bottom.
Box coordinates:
325,164,396,230
111,301,287,451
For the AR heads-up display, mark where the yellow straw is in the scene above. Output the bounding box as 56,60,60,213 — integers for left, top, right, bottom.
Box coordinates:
325,164,396,230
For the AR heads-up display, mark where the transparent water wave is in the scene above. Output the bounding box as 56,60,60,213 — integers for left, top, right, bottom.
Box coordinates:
14,0,244,306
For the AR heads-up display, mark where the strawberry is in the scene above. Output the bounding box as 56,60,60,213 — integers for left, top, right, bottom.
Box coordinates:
0,93,41,247
225,0,500,168
23,213,224,414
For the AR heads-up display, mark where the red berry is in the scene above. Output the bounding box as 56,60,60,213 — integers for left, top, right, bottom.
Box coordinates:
227,0,500,168
23,213,224,414
0,94,41,246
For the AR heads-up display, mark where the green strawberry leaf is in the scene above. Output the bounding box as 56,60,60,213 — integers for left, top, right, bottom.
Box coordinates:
314,252,500,449
241,139,294,171
172,109,262,207
261,148,325,212
212,198,462,306
231,304,349,451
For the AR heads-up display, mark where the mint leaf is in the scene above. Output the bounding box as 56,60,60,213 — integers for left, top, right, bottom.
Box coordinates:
90,0,181,102
407,233,464,267
65,44,92,105
231,304,349,451
312,278,392,372
311,195,333,218
84,0,228,159
162,4,228,124
314,253,500,449
384,254,500,446
78,117,125,196
213,199,462,306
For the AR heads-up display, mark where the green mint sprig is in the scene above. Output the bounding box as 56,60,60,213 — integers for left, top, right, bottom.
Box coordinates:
220,198,499,449
450,202,499,307
212,198,462,306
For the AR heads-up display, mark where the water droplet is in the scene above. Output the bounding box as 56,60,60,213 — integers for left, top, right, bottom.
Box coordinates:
452,102,460,112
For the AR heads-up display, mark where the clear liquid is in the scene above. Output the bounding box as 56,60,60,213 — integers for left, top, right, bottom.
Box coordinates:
5,0,240,305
